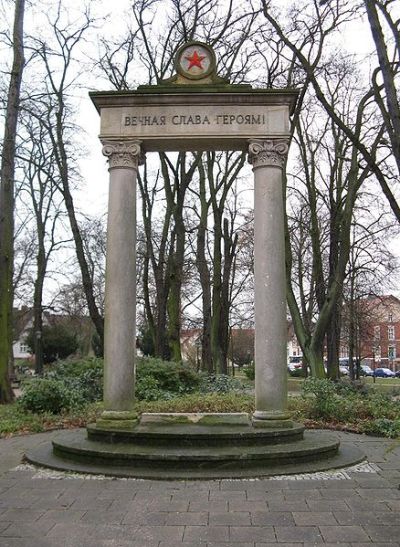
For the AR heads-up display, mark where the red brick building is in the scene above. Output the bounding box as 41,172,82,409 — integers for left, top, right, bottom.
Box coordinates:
358,295,400,371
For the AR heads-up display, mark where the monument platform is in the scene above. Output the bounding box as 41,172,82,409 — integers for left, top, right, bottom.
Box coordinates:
25,413,365,480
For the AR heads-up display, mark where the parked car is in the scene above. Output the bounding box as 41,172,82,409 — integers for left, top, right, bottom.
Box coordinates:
360,364,374,377
287,362,302,372
395,370,400,378
287,356,302,373
373,367,396,378
339,365,349,376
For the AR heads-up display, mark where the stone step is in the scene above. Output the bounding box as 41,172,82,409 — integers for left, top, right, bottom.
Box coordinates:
26,439,365,480
52,429,340,469
86,422,306,447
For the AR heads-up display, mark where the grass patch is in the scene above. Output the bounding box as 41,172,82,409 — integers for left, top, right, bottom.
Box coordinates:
0,403,102,438
2,375,400,439
288,376,400,395
134,392,255,414
289,378,400,437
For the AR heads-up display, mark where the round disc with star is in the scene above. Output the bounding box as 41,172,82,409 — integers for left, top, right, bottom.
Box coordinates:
175,42,216,81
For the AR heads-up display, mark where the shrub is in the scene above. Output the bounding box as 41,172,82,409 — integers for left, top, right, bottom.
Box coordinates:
136,357,201,396
26,324,78,364
135,375,174,401
363,418,400,438
18,378,85,414
301,377,339,420
334,378,370,396
289,367,306,378
243,363,255,380
73,367,104,402
47,357,103,379
199,374,243,393
46,357,104,403
137,324,155,357
39,356,202,404
364,392,399,420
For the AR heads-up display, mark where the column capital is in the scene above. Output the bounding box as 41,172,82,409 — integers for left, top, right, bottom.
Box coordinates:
248,139,289,170
101,140,145,170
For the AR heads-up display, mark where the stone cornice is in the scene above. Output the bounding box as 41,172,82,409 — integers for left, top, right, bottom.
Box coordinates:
101,140,144,170
248,139,289,170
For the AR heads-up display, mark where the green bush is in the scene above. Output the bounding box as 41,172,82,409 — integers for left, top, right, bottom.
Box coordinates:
243,363,255,380
364,392,399,420
18,378,85,414
46,357,104,403
289,367,306,378
26,324,78,364
302,377,339,420
136,357,201,396
74,367,104,402
299,377,400,432
47,357,103,379
363,418,400,438
199,374,243,393
38,356,202,404
334,378,370,396
135,375,174,401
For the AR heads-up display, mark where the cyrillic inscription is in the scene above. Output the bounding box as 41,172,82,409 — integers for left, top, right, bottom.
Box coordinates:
125,116,166,126
124,113,266,127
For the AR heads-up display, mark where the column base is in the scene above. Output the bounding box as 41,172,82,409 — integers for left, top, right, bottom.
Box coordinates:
252,410,293,429
96,410,139,430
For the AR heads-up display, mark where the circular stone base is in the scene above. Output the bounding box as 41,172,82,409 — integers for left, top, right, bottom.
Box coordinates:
25,427,365,480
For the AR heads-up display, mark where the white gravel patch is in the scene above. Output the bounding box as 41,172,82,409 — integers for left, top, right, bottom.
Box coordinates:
11,461,379,481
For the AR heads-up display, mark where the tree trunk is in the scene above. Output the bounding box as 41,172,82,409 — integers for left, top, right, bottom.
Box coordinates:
195,166,213,372
211,209,224,373
0,0,25,403
326,302,341,380
364,0,400,176
138,169,171,359
164,152,200,362
220,217,238,375
33,245,45,376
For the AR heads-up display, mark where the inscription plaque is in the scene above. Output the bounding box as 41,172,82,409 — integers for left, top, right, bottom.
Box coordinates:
98,104,290,151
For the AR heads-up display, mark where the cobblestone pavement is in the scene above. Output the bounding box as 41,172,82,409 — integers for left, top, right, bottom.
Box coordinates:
0,430,399,546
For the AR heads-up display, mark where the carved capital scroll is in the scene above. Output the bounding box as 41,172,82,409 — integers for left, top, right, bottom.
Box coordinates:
248,139,289,170
101,140,145,170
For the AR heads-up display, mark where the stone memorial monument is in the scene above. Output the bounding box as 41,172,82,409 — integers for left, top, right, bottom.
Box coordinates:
27,42,364,478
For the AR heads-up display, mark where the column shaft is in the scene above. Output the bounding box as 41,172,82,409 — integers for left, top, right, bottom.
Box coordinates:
249,139,290,423
100,140,143,423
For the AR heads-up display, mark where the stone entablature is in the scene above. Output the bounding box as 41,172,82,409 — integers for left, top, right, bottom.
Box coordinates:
90,89,297,152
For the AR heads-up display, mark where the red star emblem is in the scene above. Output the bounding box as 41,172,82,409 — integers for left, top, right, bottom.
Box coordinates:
184,50,206,70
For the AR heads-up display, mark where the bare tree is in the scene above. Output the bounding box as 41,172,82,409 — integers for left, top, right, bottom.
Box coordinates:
0,0,25,402
257,1,394,377
263,0,400,222
25,2,105,351
193,152,246,373
16,109,71,374
343,210,398,378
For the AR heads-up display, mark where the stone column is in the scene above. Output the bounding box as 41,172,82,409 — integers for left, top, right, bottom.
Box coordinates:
248,139,291,426
98,139,143,429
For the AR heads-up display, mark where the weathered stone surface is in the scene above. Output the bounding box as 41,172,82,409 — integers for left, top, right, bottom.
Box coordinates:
90,89,298,152
25,427,365,480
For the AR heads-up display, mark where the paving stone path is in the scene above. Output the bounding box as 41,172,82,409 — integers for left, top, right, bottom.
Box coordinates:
0,430,399,546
